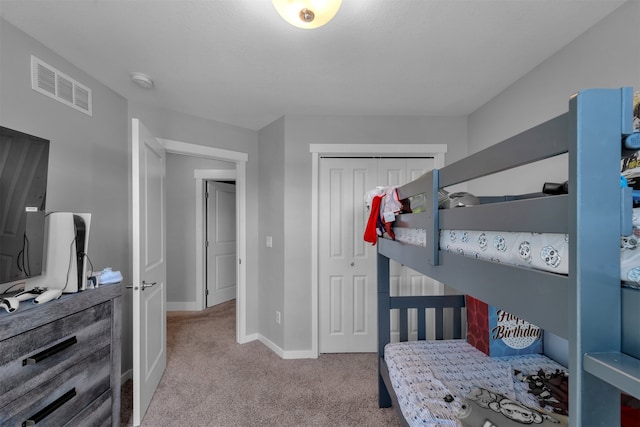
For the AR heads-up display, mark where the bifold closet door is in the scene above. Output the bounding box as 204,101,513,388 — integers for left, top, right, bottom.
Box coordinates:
319,157,439,353
319,158,378,353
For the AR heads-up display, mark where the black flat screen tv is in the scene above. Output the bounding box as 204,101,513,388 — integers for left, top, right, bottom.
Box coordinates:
0,126,49,286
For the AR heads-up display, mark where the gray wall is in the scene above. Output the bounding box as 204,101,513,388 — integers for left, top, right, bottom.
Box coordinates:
166,153,234,304
0,17,262,378
0,18,131,364
467,1,640,196
258,118,286,348
466,1,640,365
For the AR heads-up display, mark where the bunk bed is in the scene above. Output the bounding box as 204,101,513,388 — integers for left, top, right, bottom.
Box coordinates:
377,87,640,426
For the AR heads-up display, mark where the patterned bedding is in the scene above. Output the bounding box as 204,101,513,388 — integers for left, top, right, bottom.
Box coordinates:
384,340,567,427
440,230,570,275
392,208,640,282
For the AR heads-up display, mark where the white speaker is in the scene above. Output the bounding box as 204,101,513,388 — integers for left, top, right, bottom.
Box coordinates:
26,212,91,293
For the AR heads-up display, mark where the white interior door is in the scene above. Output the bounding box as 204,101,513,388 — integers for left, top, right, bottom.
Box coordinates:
132,118,167,426
206,181,237,307
319,157,437,353
319,158,378,353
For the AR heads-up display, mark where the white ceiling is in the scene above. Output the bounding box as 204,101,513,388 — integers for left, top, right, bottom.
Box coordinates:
0,0,627,130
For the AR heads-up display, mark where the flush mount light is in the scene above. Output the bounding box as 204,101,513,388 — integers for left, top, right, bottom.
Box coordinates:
130,72,154,89
272,0,342,29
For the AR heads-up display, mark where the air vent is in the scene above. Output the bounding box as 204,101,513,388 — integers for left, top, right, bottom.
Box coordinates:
31,55,92,116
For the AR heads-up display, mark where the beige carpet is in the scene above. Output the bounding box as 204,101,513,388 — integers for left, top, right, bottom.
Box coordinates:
120,300,403,426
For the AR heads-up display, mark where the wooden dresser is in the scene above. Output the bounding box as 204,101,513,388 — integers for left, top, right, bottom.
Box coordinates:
0,283,121,426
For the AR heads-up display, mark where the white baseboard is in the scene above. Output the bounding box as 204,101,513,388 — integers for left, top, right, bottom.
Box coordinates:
258,334,284,358
167,301,200,311
257,334,317,359
282,348,318,359
240,332,260,344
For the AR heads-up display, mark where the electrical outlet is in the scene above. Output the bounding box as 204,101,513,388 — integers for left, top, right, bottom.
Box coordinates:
266,236,273,248
275,310,281,325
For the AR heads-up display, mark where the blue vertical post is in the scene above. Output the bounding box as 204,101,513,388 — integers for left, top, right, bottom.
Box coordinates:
568,88,631,426
377,251,391,407
428,169,440,266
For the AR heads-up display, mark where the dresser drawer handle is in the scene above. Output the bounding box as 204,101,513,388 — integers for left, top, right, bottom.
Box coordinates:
22,336,78,366
22,387,76,426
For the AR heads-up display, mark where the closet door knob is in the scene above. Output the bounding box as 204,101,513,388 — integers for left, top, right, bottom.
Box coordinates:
350,262,355,267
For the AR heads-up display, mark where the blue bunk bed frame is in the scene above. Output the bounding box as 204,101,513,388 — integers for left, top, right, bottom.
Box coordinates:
377,87,640,426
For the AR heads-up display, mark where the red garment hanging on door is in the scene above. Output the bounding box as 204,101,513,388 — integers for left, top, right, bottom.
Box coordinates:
364,194,384,245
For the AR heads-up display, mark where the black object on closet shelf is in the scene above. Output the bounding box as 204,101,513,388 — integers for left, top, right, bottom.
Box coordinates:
542,181,569,195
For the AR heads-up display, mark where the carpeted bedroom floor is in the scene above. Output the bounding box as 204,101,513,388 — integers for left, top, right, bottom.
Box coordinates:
120,300,403,426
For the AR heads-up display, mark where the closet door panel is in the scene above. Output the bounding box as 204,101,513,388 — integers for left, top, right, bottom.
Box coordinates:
319,158,378,353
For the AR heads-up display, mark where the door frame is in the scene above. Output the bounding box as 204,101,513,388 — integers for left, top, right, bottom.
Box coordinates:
160,138,250,344
309,144,447,357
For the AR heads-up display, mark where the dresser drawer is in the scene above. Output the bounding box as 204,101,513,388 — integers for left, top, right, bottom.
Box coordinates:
65,389,112,427
0,345,110,427
0,301,111,407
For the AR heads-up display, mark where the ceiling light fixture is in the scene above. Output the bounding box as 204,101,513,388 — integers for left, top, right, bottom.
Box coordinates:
272,0,342,29
130,72,154,89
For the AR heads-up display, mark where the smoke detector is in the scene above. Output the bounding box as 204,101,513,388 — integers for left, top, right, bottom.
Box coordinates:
131,72,154,89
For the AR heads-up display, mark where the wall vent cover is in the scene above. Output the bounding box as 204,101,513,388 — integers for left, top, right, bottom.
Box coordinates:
31,55,93,116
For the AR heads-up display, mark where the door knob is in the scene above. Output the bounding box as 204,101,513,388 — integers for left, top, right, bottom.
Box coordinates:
126,281,157,291
142,281,157,290
350,262,355,267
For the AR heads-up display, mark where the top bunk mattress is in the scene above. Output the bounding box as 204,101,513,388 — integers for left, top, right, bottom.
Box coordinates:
391,208,640,282
384,340,568,427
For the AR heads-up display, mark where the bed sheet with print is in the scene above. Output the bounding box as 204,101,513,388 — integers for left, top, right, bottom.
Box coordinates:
391,212,640,283
384,340,567,426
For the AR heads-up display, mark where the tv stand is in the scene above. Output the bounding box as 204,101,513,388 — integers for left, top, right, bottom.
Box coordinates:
0,283,121,426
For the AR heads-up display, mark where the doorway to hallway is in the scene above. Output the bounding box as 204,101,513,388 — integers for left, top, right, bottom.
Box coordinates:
163,139,249,345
